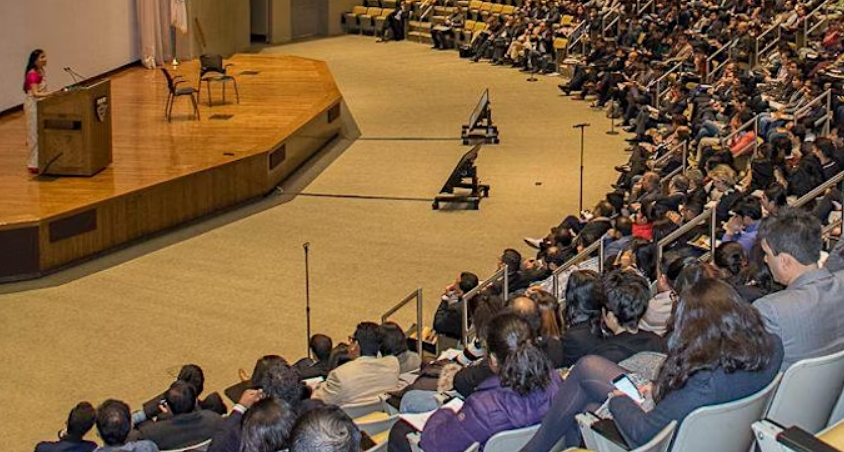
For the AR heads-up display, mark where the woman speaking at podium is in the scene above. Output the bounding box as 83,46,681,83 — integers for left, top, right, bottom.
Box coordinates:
23,49,51,174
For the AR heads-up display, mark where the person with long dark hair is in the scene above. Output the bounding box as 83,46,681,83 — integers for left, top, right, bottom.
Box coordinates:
23,49,51,174
517,278,782,451
559,270,605,367
388,313,562,452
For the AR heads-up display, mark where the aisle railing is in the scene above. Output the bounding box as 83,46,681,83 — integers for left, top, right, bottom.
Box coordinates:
794,89,833,136
460,266,508,346
381,288,425,356
655,208,717,280
793,170,844,210
652,61,684,106
550,235,605,299
706,39,736,83
755,23,782,68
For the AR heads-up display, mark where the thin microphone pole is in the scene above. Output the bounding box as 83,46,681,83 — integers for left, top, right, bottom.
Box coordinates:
572,123,590,212
303,242,312,359
606,98,619,135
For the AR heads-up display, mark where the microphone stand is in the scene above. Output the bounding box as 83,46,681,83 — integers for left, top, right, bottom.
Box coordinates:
303,242,312,359
606,98,619,135
572,123,591,212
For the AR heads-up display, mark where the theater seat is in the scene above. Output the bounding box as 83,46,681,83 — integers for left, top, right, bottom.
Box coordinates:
360,7,384,35
764,349,844,435
569,419,676,452
580,374,781,452
408,423,541,452
345,6,368,33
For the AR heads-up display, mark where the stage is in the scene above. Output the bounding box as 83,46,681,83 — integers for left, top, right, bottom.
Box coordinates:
0,54,344,282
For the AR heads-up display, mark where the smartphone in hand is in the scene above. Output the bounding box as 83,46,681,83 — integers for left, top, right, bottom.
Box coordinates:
612,374,644,404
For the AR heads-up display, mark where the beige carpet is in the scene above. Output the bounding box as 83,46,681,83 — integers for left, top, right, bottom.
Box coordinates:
0,35,630,450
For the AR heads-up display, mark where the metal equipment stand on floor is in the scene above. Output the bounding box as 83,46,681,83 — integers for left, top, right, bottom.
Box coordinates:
433,144,490,210
461,89,500,145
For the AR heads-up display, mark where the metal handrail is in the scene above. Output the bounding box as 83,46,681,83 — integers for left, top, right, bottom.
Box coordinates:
755,23,782,68
793,170,844,209
720,113,760,156
794,89,832,136
805,0,833,37
460,266,508,347
655,208,717,280
381,288,425,357
637,0,654,15
550,235,605,298
567,21,589,55
706,40,736,83
652,139,689,173
652,61,684,106
602,8,621,38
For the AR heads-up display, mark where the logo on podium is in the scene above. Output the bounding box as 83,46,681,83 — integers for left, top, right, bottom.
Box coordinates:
95,96,109,122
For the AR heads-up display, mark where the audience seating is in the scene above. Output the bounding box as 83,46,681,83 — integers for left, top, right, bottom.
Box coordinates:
567,421,677,452
360,7,384,35
764,349,844,435
341,395,391,419
755,417,844,452
578,374,782,452
407,423,542,452
345,6,368,33
831,392,844,428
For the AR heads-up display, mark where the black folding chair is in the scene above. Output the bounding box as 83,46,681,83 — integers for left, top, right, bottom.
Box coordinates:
160,68,200,121
198,54,240,107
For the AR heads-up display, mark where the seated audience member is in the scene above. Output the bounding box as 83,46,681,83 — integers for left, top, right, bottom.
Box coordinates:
533,289,562,340
294,334,334,380
290,406,361,452
239,398,297,452
519,279,783,451
209,358,321,452
722,195,764,255
94,400,158,452
328,344,353,371
379,321,422,374
639,249,696,335
754,208,844,370
433,272,480,340
592,269,667,362
510,295,565,367
138,364,226,423
134,381,223,450
311,322,400,406
389,313,562,452
559,270,605,367
35,402,97,452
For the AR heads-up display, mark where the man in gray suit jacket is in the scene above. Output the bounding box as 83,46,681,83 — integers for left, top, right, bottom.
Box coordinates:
754,208,844,371
311,322,400,406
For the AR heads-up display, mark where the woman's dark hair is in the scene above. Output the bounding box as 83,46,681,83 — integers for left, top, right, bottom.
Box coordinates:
65,402,97,439
654,279,774,402
378,321,409,356
24,49,44,93
177,364,205,396
764,182,787,210
531,290,562,339
632,240,657,282
328,344,352,371
672,262,717,295
240,398,297,452
660,247,697,286
563,270,604,337
250,355,287,389
714,241,747,277
485,312,552,395
469,291,505,341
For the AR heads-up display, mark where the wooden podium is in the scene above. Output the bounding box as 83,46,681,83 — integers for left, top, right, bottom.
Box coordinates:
37,79,113,176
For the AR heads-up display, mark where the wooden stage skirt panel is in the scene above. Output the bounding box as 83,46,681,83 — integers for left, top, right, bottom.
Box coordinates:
0,54,344,282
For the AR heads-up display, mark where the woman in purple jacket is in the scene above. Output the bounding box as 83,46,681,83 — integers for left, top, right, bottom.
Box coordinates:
390,312,562,452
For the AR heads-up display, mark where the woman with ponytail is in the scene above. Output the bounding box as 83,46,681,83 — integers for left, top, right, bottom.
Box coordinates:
389,313,562,452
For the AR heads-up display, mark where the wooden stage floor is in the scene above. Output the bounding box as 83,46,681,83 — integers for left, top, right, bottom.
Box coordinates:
0,54,343,281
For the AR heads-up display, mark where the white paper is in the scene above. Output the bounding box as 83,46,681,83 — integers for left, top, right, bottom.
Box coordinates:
399,398,464,431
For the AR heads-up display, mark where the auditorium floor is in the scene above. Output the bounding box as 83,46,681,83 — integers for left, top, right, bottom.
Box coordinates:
0,35,629,450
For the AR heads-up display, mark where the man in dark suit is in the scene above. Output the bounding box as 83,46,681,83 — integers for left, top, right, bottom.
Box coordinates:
34,402,97,452
134,381,223,450
294,334,333,380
